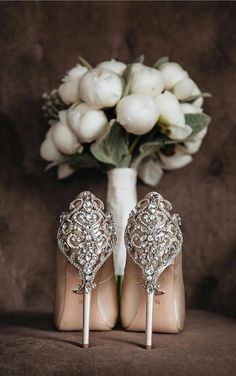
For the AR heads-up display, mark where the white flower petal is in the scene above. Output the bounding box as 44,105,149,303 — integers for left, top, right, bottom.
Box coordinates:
184,139,202,154
156,91,185,128
130,66,165,97
52,121,79,155
160,151,192,170
116,94,159,135
159,62,188,89
181,103,202,114
138,158,163,186
67,103,108,143
189,126,208,141
40,136,62,161
58,64,87,104
131,63,144,73
169,124,192,140
192,82,204,108
97,59,126,75
79,68,123,109
173,78,195,100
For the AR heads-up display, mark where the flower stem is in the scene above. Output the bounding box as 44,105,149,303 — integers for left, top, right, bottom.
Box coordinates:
129,136,141,154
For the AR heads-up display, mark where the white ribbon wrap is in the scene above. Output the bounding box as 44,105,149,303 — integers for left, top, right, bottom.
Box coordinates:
106,168,137,276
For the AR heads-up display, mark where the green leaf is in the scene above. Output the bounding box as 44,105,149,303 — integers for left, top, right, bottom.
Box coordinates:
122,63,133,96
131,135,181,169
134,54,145,63
131,140,161,169
90,121,131,167
45,153,99,172
153,56,169,69
185,113,211,135
122,55,145,96
78,56,92,70
139,140,163,154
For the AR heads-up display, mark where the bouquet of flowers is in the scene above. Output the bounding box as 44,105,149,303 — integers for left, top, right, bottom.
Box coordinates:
40,55,211,277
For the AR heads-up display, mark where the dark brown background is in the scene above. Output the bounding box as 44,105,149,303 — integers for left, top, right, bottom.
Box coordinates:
0,1,236,317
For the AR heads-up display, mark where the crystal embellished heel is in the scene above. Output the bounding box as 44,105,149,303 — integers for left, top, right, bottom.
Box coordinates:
122,192,184,349
56,191,117,348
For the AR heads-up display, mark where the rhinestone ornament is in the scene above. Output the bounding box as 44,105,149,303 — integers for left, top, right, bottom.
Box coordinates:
125,192,183,294
57,191,116,294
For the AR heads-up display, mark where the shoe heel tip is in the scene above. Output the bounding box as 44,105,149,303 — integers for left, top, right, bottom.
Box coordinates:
145,345,152,350
82,344,89,349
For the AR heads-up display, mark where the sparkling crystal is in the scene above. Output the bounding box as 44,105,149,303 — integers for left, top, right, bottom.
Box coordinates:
125,192,182,293
57,191,116,294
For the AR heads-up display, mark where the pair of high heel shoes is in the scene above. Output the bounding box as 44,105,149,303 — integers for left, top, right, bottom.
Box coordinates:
55,191,185,349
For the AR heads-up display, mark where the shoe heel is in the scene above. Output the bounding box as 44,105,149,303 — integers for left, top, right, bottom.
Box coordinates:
145,291,154,349
124,191,183,349
82,291,91,348
57,191,117,347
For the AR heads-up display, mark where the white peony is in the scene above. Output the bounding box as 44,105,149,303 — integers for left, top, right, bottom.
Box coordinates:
79,67,123,109
183,126,208,154
131,63,144,74
40,134,62,161
192,83,204,108
181,103,202,114
58,64,88,105
67,103,108,143
130,66,165,97
155,91,192,139
190,126,208,141
97,59,127,75
173,77,195,100
159,145,193,170
52,111,80,155
116,94,159,135
159,62,188,90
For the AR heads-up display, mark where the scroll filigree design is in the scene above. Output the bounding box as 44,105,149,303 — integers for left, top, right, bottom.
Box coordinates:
125,192,183,294
57,191,116,293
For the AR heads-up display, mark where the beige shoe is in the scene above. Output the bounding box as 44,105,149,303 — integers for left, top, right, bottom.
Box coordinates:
54,191,118,347
121,192,185,349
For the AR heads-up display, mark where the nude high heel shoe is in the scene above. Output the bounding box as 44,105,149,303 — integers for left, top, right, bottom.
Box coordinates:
55,191,118,348
121,192,185,349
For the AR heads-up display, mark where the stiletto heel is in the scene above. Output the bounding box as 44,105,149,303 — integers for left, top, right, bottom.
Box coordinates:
82,291,91,348
57,191,117,347
124,192,183,348
145,291,154,349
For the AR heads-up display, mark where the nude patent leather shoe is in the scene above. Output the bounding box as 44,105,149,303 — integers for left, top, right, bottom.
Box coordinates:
55,191,118,348
121,192,185,349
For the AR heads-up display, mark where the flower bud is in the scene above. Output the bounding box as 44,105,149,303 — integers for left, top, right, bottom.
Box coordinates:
155,91,192,139
97,59,126,75
130,66,165,97
79,68,123,109
192,83,204,108
58,64,88,105
131,63,144,73
184,140,202,154
190,126,208,141
173,77,195,100
40,135,62,161
67,103,108,143
159,62,188,89
159,146,192,170
52,111,79,154
116,94,159,135
181,103,202,114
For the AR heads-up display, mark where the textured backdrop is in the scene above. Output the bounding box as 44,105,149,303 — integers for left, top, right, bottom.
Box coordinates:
0,1,235,316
